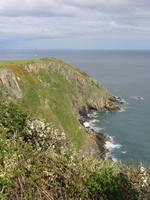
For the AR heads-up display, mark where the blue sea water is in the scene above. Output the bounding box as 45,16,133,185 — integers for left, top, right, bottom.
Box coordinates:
0,49,150,165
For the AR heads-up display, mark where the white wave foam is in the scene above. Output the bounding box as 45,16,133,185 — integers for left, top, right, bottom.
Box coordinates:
111,157,118,162
105,153,118,162
105,135,122,151
121,151,127,154
83,118,104,133
115,96,128,105
83,122,90,128
121,99,128,105
105,140,122,150
93,127,105,133
105,136,122,162
88,112,99,118
91,119,99,123
84,113,122,162
118,106,127,112
89,121,105,133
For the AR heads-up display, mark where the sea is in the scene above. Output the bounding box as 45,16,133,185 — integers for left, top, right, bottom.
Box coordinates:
0,49,150,165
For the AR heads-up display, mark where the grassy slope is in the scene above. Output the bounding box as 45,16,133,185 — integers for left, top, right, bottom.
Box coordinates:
0,58,113,148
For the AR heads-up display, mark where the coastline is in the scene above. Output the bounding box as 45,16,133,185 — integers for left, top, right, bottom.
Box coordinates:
79,97,124,159
79,113,112,159
79,112,111,159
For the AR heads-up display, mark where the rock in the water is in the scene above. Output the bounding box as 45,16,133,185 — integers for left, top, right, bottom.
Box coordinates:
135,96,144,100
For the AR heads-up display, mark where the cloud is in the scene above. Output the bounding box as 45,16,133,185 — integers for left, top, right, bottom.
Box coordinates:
0,0,79,17
0,0,150,49
1,0,149,20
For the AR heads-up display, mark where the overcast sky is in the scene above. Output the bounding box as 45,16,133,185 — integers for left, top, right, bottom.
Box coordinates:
0,0,150,50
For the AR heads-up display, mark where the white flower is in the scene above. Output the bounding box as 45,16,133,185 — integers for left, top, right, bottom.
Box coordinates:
140,166,145,173
141,177,148,187
61,132,66,139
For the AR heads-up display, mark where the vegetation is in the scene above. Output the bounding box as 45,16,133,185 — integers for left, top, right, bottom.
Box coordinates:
0,101,150,199
0,58,113,148
0,58,149,199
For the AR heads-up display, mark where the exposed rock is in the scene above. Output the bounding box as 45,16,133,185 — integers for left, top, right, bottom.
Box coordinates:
109,96,127,105
105,101,121,112
78,103,116,158
81,127,110,158
135,96,144,100
79,106,91,125
0,68,23,98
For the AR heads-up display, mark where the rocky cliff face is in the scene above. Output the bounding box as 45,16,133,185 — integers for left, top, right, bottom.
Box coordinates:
0,58,118,154
24,58,114,112
0,68,23,99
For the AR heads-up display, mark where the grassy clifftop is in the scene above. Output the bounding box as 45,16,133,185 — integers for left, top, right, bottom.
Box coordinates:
0,57,114,148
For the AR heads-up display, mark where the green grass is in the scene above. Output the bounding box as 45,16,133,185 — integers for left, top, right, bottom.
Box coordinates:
12,63,87,147
0,58,113,148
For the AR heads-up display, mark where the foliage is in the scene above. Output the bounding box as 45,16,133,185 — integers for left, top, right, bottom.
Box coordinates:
0,59,114,148
0,101,27,135
23,117,66,152
86,171,135,200
0,101,150,199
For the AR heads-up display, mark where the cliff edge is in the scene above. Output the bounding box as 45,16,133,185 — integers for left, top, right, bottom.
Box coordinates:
0,57,118,154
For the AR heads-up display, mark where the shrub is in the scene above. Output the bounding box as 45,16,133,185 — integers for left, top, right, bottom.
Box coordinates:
85,170,137,200
0,101,150,199
0,101,27,137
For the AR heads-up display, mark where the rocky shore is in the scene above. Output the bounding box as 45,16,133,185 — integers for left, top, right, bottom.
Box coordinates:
79,113,110,158
78,97,122,159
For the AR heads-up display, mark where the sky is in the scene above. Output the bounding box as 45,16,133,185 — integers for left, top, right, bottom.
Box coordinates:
0,0,150,50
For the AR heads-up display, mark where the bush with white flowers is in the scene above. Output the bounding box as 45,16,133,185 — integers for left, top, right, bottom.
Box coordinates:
23,117,66,151
139,164,150,188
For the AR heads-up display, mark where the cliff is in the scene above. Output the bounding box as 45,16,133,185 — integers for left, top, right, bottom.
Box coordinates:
0,57,117,152
0,58,149,199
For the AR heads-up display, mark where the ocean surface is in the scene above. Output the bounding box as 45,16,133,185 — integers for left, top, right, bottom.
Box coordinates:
0,49,150,165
